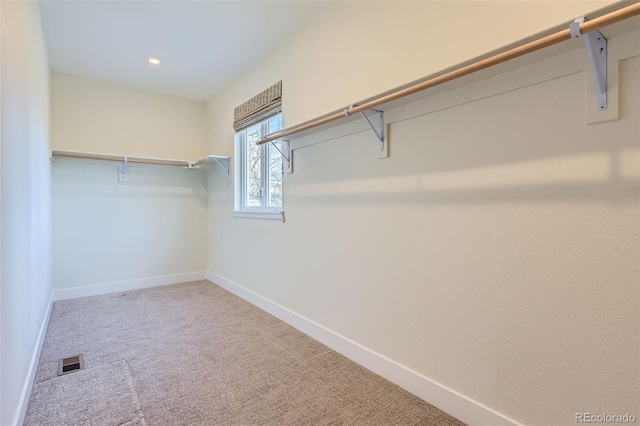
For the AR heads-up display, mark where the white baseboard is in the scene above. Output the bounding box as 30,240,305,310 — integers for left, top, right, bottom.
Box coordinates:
206,271,518,426
53,271,207,301
13,292,54,426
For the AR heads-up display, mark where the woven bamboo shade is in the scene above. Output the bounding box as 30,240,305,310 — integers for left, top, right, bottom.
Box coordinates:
233,81,282,131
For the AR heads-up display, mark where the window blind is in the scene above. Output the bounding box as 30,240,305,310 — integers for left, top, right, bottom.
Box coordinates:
233,81,282,131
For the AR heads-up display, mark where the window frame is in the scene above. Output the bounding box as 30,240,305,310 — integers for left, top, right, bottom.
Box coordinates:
233,114,283,220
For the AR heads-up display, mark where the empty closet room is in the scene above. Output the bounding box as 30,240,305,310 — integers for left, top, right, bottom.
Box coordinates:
1,1,639,425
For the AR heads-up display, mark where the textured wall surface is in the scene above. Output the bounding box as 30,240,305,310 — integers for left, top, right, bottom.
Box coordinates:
50,74,210,291
51,72,208,160
206,2,639,423
0,1,52,424
206,0,621,154
52,162,208,290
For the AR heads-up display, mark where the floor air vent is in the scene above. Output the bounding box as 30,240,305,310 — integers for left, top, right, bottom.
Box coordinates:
58,354,84,376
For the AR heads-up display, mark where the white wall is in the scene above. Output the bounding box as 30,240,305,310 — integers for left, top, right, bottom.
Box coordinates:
51,72,208,160
52,162,207,292
206,2,639,425
0,1,52,425
206,0,621,151
51,74,209,293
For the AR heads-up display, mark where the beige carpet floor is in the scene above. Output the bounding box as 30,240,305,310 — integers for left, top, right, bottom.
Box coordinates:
24,280,464,425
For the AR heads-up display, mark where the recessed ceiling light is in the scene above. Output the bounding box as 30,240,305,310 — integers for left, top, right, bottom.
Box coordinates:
148,57,161,65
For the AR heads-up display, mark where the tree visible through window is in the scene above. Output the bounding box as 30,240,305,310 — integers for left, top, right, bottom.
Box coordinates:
236,114,282,214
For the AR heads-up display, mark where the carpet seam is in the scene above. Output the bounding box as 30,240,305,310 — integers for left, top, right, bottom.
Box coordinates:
122,359,146,425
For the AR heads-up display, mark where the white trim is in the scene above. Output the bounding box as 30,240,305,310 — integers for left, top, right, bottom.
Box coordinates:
52,271,207,301
205,271,519,426
13,292,54,426
232,210,282,220
234,114,284,214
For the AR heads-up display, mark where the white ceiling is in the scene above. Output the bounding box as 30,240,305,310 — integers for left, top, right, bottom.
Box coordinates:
39,1,336,101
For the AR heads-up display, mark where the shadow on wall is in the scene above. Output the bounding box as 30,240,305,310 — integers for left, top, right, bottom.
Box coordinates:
277,63,639,207
287,147,638,206
52,162,209,208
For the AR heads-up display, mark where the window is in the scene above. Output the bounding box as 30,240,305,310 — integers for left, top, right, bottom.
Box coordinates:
234,114,283,218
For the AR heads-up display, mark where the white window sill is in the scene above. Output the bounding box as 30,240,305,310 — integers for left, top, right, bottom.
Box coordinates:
233,210,283,220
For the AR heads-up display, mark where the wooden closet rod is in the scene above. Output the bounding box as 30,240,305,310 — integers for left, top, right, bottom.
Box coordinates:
259,1,640,145
52,150,190,167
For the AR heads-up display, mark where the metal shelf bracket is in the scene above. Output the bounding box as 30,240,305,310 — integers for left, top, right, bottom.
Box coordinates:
189,155,231,181
571,17,607,111
119,156,128,183
270,140,292,173
344,105,385,152
209,157,230,180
